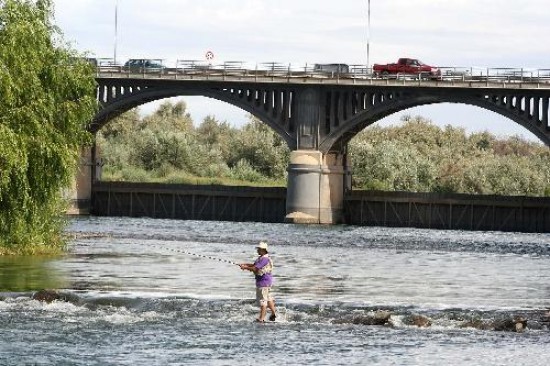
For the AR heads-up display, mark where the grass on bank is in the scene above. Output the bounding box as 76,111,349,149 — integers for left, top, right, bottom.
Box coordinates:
101,165,287,187
0,201,71,256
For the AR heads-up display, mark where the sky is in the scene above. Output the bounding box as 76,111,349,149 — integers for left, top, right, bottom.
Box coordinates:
52,0,550,141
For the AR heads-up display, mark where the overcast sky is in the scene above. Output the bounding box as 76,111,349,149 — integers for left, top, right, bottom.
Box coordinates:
53,0,550,141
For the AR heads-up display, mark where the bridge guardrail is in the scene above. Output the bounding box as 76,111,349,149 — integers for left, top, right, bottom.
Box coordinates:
94,59,550,87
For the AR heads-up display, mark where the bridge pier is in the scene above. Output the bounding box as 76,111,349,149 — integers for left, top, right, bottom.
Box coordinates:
66,145,101,215
285,150,349,224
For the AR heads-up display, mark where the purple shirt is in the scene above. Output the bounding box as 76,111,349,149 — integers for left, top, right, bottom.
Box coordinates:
254,255,273,288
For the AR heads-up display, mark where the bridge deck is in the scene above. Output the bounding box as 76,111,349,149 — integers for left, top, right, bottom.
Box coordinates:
96,67,550,90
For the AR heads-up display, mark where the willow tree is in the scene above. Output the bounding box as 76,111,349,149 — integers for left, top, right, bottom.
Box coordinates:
0,0,97,254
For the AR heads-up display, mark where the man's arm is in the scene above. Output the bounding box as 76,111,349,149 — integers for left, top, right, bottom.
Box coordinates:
241,257,269,273
239,263,257,273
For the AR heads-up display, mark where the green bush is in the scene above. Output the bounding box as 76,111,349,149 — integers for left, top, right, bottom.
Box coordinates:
229,159,266,182
350,116,550,196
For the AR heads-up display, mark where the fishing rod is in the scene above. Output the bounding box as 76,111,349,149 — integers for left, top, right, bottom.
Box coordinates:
152,244,240,266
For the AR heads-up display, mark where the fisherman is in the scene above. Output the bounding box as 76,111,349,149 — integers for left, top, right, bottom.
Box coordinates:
239,242,277,322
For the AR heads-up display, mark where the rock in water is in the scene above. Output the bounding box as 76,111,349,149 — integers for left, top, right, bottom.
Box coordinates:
403,314,432,328
32,290,62,303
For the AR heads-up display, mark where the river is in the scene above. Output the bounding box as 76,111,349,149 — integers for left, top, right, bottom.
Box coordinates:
1,216,549,365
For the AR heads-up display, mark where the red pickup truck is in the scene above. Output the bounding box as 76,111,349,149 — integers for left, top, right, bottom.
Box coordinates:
373,58,440,78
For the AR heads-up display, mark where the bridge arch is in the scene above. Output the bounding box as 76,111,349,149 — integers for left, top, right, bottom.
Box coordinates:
91,79,297,149
319,89,550,152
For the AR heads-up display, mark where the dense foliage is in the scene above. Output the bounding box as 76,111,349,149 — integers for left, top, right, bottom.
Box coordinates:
97,100,289,186
100,102,550,197
0,0,97,254
349,115,550,196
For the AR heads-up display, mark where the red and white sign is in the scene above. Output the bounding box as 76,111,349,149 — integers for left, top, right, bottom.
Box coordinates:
205,51,215,61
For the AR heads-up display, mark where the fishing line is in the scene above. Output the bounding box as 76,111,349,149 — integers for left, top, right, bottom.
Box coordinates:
151,243,240,266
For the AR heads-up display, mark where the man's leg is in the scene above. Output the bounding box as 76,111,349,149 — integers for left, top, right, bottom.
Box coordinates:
268,299,277,321
258,304,267,322
267,287,276,321
256,287,268,322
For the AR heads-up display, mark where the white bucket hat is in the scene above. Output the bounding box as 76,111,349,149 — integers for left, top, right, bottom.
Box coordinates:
256,242,268,252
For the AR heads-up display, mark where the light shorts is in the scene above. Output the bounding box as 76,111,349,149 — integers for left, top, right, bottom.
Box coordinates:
256,287,273,306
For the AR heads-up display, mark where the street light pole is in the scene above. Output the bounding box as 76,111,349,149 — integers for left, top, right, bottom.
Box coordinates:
114,0,119,64
367,0,371,71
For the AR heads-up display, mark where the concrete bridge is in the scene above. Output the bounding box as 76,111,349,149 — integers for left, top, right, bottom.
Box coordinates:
75,64,550,224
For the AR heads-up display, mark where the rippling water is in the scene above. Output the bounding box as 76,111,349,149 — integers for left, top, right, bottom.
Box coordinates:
1,216,549,365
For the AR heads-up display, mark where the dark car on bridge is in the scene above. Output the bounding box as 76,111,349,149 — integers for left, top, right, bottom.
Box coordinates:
123,59,165,73
313,63,350,77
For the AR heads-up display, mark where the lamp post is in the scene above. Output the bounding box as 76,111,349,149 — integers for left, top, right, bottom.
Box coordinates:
114,0,119,65
366,0,371,71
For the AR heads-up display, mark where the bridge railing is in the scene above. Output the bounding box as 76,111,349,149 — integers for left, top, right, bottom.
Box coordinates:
94,59,550,87
438,67,550,83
